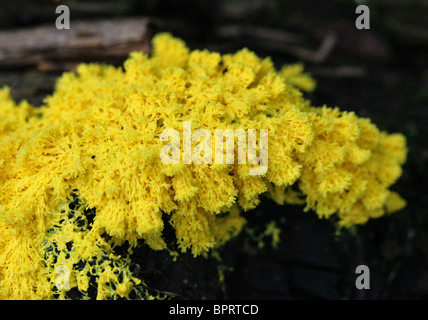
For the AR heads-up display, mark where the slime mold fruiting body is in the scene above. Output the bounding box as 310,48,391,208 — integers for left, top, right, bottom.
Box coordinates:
0,33,406,299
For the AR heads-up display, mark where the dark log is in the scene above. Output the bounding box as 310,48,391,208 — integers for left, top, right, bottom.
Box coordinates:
0,17,152,71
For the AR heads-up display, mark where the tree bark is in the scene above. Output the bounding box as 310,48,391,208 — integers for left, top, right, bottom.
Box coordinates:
0,17,152,71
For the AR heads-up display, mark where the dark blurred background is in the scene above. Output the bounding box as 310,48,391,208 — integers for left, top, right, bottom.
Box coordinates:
0,0,427,300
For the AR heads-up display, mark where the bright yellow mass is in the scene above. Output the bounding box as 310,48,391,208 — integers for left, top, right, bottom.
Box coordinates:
0,33,407,299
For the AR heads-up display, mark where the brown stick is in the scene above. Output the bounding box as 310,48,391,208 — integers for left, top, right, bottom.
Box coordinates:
0,17,152,71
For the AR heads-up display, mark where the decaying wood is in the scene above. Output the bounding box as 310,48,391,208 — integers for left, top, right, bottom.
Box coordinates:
0,17,152,71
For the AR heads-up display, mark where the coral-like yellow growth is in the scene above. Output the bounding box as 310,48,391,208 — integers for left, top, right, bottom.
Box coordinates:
0,33,407,299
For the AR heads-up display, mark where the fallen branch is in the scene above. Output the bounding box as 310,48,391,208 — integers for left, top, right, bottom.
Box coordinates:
0,17,152,71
